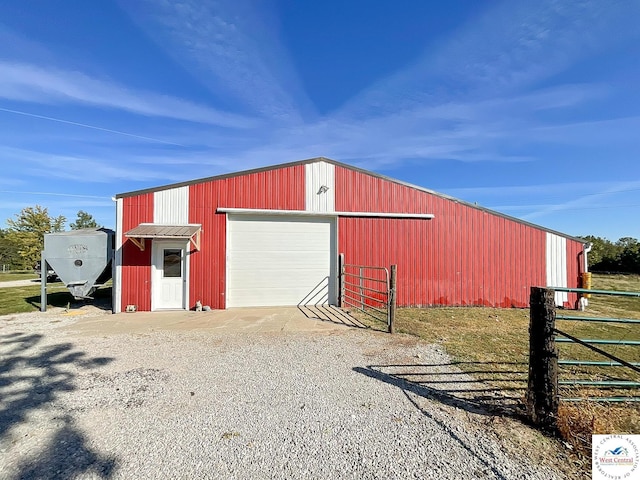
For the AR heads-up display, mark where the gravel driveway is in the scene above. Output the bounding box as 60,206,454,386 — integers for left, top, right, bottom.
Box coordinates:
0,279,40,289
0,307,572,479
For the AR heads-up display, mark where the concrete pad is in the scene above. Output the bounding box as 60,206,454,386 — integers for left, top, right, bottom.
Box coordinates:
67,306,362,336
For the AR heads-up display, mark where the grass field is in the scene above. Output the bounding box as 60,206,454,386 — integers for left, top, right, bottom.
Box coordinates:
0,283,112,316
356,273,640,457
0,283,75,315
0,270,37,282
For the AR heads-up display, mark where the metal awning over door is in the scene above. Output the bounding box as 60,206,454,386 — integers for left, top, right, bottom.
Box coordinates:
124,223,201,251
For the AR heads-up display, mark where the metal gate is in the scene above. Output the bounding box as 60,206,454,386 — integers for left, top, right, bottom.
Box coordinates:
552,286,640,402
527,285,640,429
338,254,397,333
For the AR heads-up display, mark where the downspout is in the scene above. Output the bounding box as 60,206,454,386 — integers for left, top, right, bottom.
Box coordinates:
584,242,592,273
579,242,592,311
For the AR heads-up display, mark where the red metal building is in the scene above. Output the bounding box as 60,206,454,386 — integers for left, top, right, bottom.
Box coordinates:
114,158,587,313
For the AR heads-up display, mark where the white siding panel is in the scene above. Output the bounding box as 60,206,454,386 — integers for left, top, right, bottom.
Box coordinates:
305,161,335,212
227,215,336,307
114,198,123,313
546,232,568,306
154,186,189,224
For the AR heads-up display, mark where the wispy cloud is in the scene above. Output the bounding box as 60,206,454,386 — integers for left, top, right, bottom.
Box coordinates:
0,107,186,146
531,116,640,146
443,181,636,198
491,203,640,213
211,82,607,171
337,0,640,118
0,61,253,128
0,199,113,211
0,177,24,187
0,146,188,185
120,0,313,122
521,181,640,220
0,190,111,199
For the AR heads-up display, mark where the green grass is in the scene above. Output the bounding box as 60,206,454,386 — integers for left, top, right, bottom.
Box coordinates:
0,284,73,315
0,284,112,316
0,270,37,282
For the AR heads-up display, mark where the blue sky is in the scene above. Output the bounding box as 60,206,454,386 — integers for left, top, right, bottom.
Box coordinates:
1,0,639,240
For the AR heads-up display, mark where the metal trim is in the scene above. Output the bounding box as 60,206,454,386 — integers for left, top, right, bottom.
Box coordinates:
217,208,434,219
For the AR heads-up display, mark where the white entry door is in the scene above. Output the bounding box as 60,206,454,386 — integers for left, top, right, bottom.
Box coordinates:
152,242,187,310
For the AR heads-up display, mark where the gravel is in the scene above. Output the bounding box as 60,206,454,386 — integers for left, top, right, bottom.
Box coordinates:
0,308,569,479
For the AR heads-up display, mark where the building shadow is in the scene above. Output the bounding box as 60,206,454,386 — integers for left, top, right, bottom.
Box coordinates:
298,304,368,328
0,331,117,479
354,361,528,418
353,362,533,480
297,276,367,328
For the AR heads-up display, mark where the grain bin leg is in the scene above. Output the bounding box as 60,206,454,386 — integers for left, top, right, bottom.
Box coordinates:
40,251,47,313
338,253,345,308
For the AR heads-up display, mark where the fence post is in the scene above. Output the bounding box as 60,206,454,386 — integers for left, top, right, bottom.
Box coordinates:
338,253,345,308
359,266,364,310
526,287,558,431
388,264,397,334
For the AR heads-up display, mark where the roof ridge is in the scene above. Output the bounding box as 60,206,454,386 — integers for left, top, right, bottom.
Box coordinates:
115,157,585,243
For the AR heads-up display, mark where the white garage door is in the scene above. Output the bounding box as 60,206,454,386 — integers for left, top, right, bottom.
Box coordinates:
227,215,336,307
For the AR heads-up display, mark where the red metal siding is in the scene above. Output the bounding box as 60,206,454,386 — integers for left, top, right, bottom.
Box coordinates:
188,165,305,309
336,166,556,307
120,161,584,311
121,193,153,311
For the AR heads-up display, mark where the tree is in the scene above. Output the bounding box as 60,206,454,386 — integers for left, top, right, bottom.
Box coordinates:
580,235,640,274
70,210,100,230
617,237,640,273
580,235,620,270
6,205,66,268
0,228,23,269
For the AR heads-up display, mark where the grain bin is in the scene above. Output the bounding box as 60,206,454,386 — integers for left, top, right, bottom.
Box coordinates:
42,228,114,300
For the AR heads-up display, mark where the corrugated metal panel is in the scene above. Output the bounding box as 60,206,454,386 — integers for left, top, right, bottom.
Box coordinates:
125,224,200,238
335,166,550,308
305,161,335,212
546,233,568,306
154,186,189,224
121,193,154,312
188,165,305,309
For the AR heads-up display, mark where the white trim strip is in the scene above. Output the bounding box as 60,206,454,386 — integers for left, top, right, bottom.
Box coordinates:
217,208,434,219
114,198,123,314
333,211,434,219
